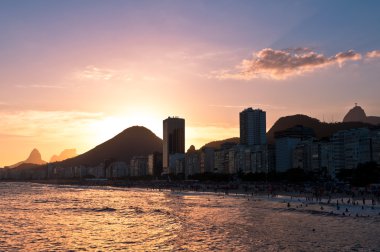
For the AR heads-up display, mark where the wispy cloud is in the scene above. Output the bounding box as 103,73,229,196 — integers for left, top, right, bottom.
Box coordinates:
166,48,246,61
0,110,108,166
209,103,287,110
76,65,115,81
0,101,11,110
366,50,380,59
0,110,103,139
76,65,132,81
211,48,362,80
16,84,65,89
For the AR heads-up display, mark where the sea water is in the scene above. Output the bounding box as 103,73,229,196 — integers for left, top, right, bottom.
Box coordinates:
0,182,379,251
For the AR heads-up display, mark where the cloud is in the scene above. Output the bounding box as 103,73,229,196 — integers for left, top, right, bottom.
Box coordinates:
0,110,103,139
16,84,65,89
0,110,107,166
334,50,362,66
167,49,245,62
212,48,362,80
366,50,380,59
0,101,11,110
209,104,287,110
76,66,116,81
76,65,132,81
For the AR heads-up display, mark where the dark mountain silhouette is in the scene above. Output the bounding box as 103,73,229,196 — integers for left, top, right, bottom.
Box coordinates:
366,116,380,125
343,104,380,125
201,137,240,149
343,105,367,122
202,114,375,148
59,126,162,167
50,149,77,162
12,163,40,169
267,114,373,144
10,148,47,168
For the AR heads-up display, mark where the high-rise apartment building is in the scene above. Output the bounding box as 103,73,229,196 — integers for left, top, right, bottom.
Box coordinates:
275,125,315,172
240,108,266,146
163,117,185,173
331,127,379,174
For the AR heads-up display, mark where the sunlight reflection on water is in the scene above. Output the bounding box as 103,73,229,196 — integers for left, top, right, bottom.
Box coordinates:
0,182,379,251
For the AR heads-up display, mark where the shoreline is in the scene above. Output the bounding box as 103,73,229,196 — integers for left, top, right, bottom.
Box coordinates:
2,179,380,218
2,178,380,199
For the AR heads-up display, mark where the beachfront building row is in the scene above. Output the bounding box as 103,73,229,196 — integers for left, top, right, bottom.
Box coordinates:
156,108,380,179
182,143,269,177
0,151,163,180
45,158,157,179
275,125,316,173
162,108,269,178
2,125,378,180
161,114,380,179
275,126,380,178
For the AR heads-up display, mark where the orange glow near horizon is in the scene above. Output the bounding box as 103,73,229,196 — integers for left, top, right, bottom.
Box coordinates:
0,106,242,166
1,1,380,167
0,101,377,167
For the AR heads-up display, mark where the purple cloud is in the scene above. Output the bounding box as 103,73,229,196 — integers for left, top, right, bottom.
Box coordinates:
214,48,362,80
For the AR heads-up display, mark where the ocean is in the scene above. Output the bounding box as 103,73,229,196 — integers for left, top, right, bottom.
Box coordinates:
0,182,379,251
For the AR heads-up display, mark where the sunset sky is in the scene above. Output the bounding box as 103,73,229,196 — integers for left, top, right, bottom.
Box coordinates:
1,0,380,166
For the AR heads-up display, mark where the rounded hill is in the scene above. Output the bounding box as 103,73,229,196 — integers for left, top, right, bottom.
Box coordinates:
61,126,162,167
343,105,367,123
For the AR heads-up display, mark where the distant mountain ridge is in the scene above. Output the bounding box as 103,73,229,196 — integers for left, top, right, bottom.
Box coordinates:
10,148,47,168
50,149,77,162
201,114,375,148
266,114,374,144
201,137,240,149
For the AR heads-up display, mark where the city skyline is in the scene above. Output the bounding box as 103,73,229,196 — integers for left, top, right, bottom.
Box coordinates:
1,0,380,166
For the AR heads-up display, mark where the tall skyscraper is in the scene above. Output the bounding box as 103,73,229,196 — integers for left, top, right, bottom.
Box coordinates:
163,117,185,173
240,108,266,146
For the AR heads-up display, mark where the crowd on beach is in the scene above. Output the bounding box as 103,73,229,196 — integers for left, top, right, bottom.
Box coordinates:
135,180,380,217
36,178,380,217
